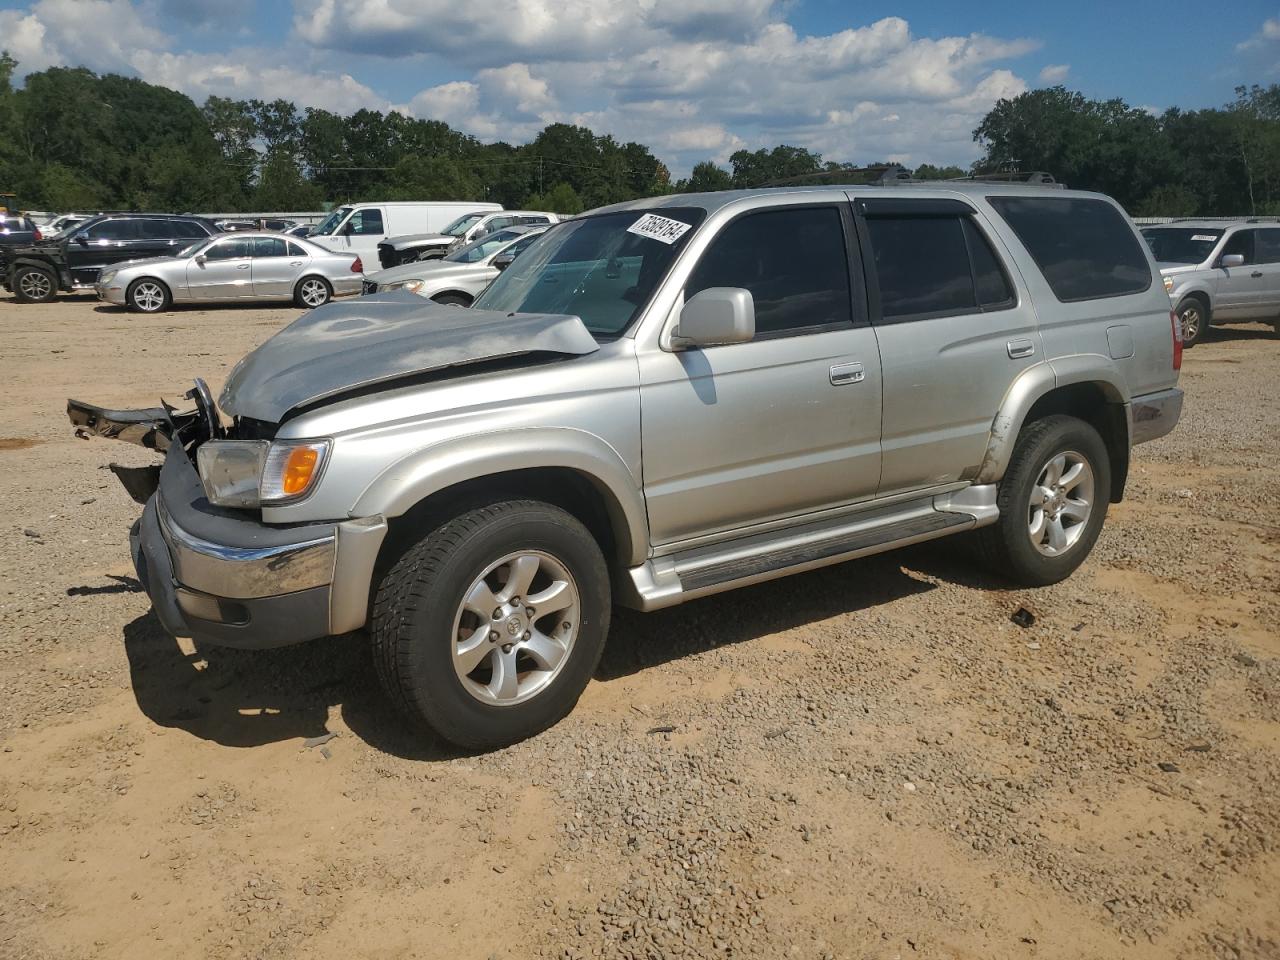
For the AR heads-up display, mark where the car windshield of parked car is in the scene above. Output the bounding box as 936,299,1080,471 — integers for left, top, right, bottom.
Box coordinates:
442,213,485,237
312,206,352,237
471,207,706,338
444,229,524,264
1141,228,1223,264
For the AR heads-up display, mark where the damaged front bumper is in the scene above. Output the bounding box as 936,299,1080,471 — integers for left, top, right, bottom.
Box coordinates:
70,392,386,649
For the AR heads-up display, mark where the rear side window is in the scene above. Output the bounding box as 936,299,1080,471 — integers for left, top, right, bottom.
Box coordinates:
686,206,854,335
172,219,210,239
988,196,1150,302
254,237,287,257
864,214,1014,320
286,240,307,257
1255,229,1280,264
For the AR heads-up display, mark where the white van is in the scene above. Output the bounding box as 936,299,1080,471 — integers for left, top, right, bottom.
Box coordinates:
308,201,502,262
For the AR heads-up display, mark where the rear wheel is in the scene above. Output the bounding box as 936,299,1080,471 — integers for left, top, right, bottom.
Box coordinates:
13,265,56,303
127,277,170,313
976,415,1111,586
1176,297,1208,348
371,500,610,750
294,276,332,308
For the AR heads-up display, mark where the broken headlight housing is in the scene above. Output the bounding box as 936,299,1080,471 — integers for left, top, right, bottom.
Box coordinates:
197,439,331,508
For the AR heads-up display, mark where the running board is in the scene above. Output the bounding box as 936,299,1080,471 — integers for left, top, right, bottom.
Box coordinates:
622,487,996,611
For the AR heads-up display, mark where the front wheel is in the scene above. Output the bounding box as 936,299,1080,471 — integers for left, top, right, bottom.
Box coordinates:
371,500,610,750
127,278,170,313
976,415,1111,587
294,276,332,308
13,266,57,303
1176,297,1208,348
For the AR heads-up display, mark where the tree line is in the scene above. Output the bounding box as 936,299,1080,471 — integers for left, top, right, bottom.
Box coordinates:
1,51,1277,217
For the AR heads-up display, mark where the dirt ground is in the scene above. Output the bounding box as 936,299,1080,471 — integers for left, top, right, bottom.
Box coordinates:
0,294,1277,960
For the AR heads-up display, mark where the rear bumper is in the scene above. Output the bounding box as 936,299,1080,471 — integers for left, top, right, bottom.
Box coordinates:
1130,387,1183,445
132,443,386,648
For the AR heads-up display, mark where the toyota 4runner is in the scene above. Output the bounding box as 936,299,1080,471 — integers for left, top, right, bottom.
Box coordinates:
69,183,1183,749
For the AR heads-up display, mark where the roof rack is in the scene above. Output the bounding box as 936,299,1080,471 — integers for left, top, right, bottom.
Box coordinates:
946,171,1063,188
758,164,915,188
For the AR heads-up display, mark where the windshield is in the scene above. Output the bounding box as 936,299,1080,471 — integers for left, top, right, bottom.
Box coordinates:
442,213,485,237
472,207,706,338
312,206,352,237
445,229,524,264
1141,227,1222,264
179,238,215,258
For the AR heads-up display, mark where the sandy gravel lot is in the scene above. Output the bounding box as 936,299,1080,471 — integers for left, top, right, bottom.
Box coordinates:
0,294,1277,960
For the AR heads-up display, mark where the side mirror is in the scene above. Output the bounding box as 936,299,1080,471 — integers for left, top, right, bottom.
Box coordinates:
492,252,516,272
672,287,755,349
74,234,89,245
194,254,207,265
341,221,355,235
1220,253,1245,269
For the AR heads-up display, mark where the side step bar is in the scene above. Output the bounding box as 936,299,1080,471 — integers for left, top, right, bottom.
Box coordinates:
623,486,997,611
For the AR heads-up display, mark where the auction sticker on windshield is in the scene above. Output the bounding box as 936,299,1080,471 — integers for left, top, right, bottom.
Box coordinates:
627,213,692,245
1191,235,1219,242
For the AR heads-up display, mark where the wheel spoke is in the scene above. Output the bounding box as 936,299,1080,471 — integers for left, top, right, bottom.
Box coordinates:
462,579,499,619
1030,485,1052,506
1042,454,1065,487
527,579,573,615
1029,507,1047,540
489,648,520,701
1061,499,1090,523
1059,461,1086,491
1047,516,1068,552
522,630,567,671
499,555,539,601
455,631,494,675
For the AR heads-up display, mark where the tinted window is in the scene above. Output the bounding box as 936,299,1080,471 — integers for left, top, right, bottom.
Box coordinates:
686,207,852,335
866,216,974,318
285,240,307,257
1141,228,1222,265
138,219,184,240
1253,229,1280,264
517,216,549,225
205,238,253,260
506,233,540,256
253,237,287,258
348,209,384,235
964,219,1015,307
988,196,1150,301
172,219,210,239
1220,229,1255,265
86,219,141,241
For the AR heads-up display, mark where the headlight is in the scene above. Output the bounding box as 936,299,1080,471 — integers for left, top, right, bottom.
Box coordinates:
385,279,425,295
1163,276,1174,293
197,439,330,507
99,271,116,285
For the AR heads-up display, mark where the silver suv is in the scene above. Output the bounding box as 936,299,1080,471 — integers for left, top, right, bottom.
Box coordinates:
1142,219,1280,347
70,183,1183,749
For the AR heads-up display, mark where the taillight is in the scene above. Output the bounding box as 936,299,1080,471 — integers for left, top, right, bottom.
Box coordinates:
33,228,42,241
351,257,362,273
1170,309,1182,371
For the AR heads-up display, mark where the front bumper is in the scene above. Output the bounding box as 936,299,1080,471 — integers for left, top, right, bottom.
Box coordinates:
95,282,126,305
1130,387,1184,445
132,443,386,648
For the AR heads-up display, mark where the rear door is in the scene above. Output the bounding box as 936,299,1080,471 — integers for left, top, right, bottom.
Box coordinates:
1252,228,1280,316
135,219,184,259
855,196,1041,498
187,236,254,299
250,236,306,298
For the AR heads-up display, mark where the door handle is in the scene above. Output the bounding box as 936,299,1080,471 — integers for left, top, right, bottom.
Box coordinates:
237,263,250,270
1251,271,1264,278
829,361,865,385
289,261,304,266
1007,339,1035,359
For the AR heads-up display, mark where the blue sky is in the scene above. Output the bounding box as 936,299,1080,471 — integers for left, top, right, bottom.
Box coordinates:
2,0,1277,175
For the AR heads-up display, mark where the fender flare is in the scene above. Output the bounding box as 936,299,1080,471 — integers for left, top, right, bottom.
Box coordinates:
6,256,67,288
976,356,1129,485
1172,286,1213,317
352,426,650,566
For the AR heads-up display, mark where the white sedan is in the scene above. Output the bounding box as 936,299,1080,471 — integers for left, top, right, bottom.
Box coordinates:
361,226,547,306
95,233,364,312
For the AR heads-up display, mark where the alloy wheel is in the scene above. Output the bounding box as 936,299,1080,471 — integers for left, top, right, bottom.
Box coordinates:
18,271,52,300
1027,450,1095,557
1180,304,1201,342
300,278,329,307
132,281,165,312
450,550,580,707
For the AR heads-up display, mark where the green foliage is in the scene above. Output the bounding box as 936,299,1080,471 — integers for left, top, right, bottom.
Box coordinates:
912,163,967,180
728,146,822,187
526,182,584,215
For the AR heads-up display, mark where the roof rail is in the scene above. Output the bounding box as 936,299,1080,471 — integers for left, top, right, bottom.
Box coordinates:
1245,216,1280,223
757,164,914,188
946,171,1064,188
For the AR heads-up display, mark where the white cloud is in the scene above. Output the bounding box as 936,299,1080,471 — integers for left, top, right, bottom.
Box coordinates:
1237,16,1280,50
1038,63,1070,83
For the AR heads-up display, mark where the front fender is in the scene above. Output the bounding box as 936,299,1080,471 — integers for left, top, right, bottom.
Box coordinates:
352,426,650,566
6,256,68,288
975,357,1128,484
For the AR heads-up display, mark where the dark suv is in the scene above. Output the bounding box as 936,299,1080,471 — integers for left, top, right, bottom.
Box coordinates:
2,213,218,303
0,214,41,248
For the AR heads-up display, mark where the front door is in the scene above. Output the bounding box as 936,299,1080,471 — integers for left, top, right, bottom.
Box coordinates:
186,237,253,299
68,218,143,284
639,204,883,546
329,207,385,261
856,198,1043,497
1214,229,1266,320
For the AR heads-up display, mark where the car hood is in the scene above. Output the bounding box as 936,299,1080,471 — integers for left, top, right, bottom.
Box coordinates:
1157,262,1202,276
367,259,482,285
108,255,187,274
217,291,599,422
387,232,451,249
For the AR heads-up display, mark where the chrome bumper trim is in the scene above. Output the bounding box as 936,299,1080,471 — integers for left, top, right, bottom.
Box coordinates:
1130,387,1183,445
157,500,336,600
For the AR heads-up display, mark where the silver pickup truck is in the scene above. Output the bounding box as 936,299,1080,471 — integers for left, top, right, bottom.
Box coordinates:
69,183,1183,749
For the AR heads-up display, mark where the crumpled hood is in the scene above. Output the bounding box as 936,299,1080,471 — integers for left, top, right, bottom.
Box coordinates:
367,258,481,286
388,232,450,249
217,292,599,423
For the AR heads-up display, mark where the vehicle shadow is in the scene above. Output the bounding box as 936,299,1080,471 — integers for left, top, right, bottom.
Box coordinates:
118,538,1009,760
1203,323,1278,342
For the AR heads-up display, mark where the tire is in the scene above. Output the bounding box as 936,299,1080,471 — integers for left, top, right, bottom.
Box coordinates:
431,292,471,307
126,277,170,313
1176,297,1209,348
13,265,57,303
414,250,445,263
294,275,332,308
976,414,1111,587
371,500,611,750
